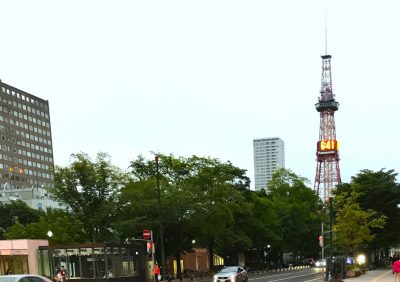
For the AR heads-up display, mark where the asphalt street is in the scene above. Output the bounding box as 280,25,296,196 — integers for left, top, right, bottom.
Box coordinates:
248,268,325,282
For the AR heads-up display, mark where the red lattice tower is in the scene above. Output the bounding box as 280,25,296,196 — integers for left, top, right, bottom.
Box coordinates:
314,54,341,201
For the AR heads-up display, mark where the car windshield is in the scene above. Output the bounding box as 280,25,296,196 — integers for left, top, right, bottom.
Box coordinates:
220,267,238,273
0,277,16,282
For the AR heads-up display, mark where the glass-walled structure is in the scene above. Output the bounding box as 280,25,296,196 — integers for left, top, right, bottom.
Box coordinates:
38,243,147,282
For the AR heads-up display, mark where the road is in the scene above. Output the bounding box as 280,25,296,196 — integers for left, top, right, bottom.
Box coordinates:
248,268,325,282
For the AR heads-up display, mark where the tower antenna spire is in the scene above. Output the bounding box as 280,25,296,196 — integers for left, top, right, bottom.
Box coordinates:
325,11,328,55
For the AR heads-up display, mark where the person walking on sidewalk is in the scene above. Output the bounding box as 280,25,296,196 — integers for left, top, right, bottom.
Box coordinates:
393,258,400,282
154,264,161,282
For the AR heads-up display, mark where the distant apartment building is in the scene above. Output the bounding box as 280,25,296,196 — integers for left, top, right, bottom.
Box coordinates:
0,79,57,209
253,137,285,191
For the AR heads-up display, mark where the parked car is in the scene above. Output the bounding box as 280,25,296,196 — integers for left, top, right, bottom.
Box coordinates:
0,275,53,282
315,259,327,268
213,266,248,282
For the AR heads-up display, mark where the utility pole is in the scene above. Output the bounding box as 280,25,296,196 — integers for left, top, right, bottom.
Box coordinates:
329,197,333,280
155,155,166,278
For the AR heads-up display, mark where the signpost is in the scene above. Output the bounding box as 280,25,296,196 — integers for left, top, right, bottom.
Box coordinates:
143,230,155,282
143,230,151,239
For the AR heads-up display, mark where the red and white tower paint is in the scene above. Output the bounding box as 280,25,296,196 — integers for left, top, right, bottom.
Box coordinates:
314,53,341,201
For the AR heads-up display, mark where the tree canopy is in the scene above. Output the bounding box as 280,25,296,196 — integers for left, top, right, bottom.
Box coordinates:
332,190,386,255
51,152,126,242
1,151,398,271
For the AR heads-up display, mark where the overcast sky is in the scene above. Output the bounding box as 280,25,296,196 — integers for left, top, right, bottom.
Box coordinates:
0,0,399,189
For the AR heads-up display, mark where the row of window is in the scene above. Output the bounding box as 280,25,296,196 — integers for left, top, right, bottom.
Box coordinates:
254,141,280,144
27,178,52,187
17,130,52,145
254,156,279,159
0,173,52,188
17,136,52,147
1,86,48,110
0,116,51,137
10,110,49,126
0,146,53,164
1,140,52,155
0,102,49,122
0,114,50,129
0,164,53,179
0,127,51,147
2,133,52,147
0,156,52,170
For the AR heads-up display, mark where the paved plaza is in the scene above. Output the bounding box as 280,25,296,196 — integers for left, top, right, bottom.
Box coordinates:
343,268,394,282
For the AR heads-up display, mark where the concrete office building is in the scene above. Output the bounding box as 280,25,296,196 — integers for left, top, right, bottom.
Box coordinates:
0,79,57,209
253,137,285,191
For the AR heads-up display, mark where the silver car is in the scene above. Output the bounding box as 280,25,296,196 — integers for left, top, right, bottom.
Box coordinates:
213,266,248,282
315,259,327,268
0,275,53,282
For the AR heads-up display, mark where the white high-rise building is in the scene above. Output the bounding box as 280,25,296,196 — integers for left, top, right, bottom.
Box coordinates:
253,137,285,191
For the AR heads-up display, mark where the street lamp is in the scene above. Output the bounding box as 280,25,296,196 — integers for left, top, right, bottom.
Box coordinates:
155,155,166,278
325,197,333,282
47,231,54,275
2,182,10,197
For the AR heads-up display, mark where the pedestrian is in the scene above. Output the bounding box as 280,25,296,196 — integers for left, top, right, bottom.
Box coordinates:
59,266,68,282
6,268,12,275
393,258,400,282
54,268,62,282
393,254,400,274
154,264,161,282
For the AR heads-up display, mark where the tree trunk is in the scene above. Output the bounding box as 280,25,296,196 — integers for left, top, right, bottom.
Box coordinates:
208,240,214,273
176,252,182,281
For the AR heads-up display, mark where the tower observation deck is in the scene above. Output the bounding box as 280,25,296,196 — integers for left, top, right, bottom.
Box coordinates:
314,54,341,201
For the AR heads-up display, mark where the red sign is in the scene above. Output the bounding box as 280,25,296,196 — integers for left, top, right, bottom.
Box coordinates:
147,242,153,253
143,230,151,239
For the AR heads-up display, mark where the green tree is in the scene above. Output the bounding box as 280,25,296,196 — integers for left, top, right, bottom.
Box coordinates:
239,190,280,266
268,168,321,262
115,154,251,274
333,191,386,255
51,152,127,242
5,208,86,243
350,169,400,250
0,200,41,239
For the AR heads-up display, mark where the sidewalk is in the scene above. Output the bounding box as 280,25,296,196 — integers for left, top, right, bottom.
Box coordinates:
343,268,393,282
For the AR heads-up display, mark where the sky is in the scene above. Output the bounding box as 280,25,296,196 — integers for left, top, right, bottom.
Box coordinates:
0,0,399,189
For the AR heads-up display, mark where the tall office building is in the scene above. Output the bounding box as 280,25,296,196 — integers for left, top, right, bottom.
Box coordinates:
253,137,285,191
0,79,56,209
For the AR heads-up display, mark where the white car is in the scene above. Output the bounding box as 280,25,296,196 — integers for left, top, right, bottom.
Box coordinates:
0,275,53,282
213,266,248,282
315,259,327,267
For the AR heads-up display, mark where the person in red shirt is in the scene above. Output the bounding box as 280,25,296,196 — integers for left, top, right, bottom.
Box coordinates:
154,264,161,282
393,259,400,282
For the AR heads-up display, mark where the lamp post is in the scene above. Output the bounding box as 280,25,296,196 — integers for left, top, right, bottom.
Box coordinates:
2,182,10,197
47,230,54,275
325,197,333,281
155,155,166,278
